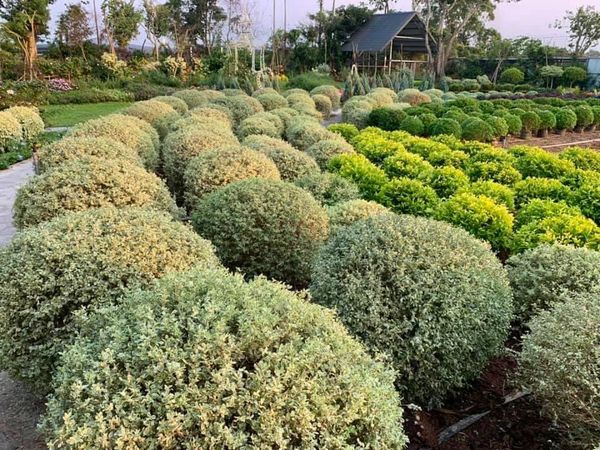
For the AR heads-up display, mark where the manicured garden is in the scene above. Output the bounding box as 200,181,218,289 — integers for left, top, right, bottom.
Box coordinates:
0,82,599,449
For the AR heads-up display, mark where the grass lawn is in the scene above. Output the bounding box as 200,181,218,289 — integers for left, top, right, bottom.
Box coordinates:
41,102,133,128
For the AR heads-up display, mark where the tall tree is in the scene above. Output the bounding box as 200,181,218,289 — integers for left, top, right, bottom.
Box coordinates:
142,0,170,60
0,0,55,80
57,3,92,58
369,0,398,13
412,0,515,79
489,38,513,83
101,0,142,53
166,0,226,55
554,6,600,57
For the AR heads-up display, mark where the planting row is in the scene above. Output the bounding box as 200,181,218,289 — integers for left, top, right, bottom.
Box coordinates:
0,87,598,448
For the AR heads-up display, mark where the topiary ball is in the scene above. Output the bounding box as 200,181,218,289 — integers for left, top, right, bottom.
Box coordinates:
13,157,178,228
238,116,281,139
243,135,320,181
173,89,212,108
378,178,439,216
516,293,600,448
5,106,44,141
310,214,513,406
67,114,160,171
255,92,288,111
310,85,342,109
183,146,281,210
398,116,425,136
294,172,360,206
152,95,189,114
515,198,582,228
306,139,355,170
192,179,329,288
123,100,180,138
426,166,470,198
461,117,495,142
311,94,333,119
514,177,571,207
327,199,389,232
286,118,339,151
507,245,600,321
560,146,600,172
429,117,462,139
41,267,407,449
0,110,22,149
0,207,219,391
513,214,600,252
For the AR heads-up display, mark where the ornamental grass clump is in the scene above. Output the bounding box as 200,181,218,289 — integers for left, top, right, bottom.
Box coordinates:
36,136,142,173
41,267,407,449
5,106,44,141
183,146,280,210
0,207,219,391
0,111,23,149
67,114,159,171
516,293,600,448
327,199,389,232
13,156,178,228
123,100,180,138
506,245,600,321
192,179,329,288
310,214,513,406
244,135,319,181
294,172,360,206
436,193,514,251
162,126,239,201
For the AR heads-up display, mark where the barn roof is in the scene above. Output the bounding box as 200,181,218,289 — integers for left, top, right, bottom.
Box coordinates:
342,12,432,53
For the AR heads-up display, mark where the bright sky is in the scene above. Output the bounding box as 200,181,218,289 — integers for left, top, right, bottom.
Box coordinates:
48,0,600,50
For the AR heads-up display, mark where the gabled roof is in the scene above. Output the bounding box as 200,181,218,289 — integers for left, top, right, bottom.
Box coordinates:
342,12,428,53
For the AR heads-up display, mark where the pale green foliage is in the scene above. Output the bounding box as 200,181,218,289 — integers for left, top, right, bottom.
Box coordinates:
310,214,513,407
306,139,356,170
36,137,142,173
183,146,280,210
0,207,219,391
255,92,288,111
312,94,333,119
243,135,320,181
123,100,180,138
189,105,233,128
507,245,600,321
5,106,44,141
286,117,340,151
192,179,329,288
41,268,407,449
238,116,280,139
517,293,600,447
294,172,360,206
327,199,389,232
0,111,22,149
152,95,189,114
310,85,341,109
13,157,178,228
67,114,160,171
173,89,216,108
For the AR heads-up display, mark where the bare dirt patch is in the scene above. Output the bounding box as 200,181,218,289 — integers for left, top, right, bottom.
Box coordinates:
497,129,600,152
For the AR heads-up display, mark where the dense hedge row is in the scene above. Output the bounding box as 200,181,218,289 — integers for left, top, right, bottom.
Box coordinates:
331,126,600,253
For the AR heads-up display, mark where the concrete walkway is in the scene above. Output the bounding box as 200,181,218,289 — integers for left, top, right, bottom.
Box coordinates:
0,160,34,246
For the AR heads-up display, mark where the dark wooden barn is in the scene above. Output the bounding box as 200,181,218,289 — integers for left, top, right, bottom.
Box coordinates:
342,12,436,74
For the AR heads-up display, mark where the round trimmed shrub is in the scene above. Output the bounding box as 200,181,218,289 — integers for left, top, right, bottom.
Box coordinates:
269,107,299,129
515,199,582,228
67,114,159,171
252,87,278,97
189,105,234,128
367,91,395,107
436,193,514,250
245,135,319,181
574,105,594,128
286,118,337,151
0,207,219,390
329,153,388,200
41,267,407,449
310,85,341,109
251,111,285,135
573,178,600,224
500,67,525,84
536,110,556,131
152,95,189,114
342,100,373,128
466,161,523,186
327,123,358,142
426,166,470,198
170,115,230,134
211,96,257,125
555,108,578,131
398,116,425,136
429,117,462,138
291,102,322,119
511,146,575,179
378,178,439,216
5,106,44,141
507,245,600,321
192,179,329,288
183,146,280,210
305,138,356,171
238,116,281,139
514,177,571,207
461,117,495,142
312,93,333,118
516,293,600,448
383,151,434,179
560,146,600,172
286,92,316,110
368,107,407,131
14,157,178,228
327,199,388,232
503,113,522,135
255,92,288,111
283,88,311,98
162,126,239,200
398,89,431,106
294,172,360,206
513,214,600,252
123,100,180,138
310,213,513,406
468,180,516,210
36,136,142,173
520,111,541,133
173,89,212,108
0,111,22,149
487,116,509,138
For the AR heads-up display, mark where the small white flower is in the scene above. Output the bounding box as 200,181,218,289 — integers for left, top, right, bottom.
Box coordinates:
7,89,15,95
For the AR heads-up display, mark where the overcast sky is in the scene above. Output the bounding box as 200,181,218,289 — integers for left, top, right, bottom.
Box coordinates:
48,0,600,50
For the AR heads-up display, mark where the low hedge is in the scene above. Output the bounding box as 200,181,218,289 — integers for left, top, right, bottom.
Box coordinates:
560,146,600,172
507,245,600,321
426,166,470,198
0,207,219,391
515,198,582,228
310,213,513,407
41,267,407,449
192,179,329,288
382,151,434,180
513,214,600,252
294,172,360,206
14,156,178,228
514,177,571,207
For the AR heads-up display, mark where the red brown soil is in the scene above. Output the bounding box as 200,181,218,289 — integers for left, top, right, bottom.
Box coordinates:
496,129,600,152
